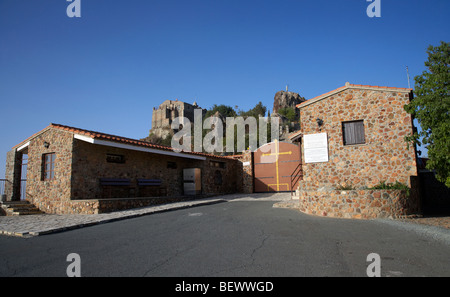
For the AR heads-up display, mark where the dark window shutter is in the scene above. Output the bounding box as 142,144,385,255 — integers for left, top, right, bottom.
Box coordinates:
343,120,365,145
354,120,365,144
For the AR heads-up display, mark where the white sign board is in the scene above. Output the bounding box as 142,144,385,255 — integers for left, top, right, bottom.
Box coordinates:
304,133,329,163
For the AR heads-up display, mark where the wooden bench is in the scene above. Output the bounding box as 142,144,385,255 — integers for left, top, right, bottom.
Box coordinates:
100,178,131,186
99,178,132,198
137,179,162,186
137,179,167,197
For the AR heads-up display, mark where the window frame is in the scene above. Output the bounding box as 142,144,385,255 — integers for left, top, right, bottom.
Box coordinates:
42,153,56,181
167,161,177,169
210,160,226,169
106,154,126,164
342,120,365,146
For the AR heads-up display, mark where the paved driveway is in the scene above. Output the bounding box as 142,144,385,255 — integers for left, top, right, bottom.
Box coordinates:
0,195,449,277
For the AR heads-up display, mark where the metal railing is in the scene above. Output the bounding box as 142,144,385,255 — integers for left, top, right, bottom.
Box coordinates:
290,163,303,198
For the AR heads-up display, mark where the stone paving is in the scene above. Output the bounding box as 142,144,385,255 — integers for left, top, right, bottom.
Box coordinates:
0,193,290,238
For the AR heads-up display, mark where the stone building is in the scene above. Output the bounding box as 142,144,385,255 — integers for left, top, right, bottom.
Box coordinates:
285,83,421,218
295,82,417,189
151,99,206,139
238,83,421,219
4,123,242,214
2,82,424,219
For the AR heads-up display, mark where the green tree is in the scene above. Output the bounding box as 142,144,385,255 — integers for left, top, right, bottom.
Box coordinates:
277,107,297,122
141,131,173,147
404,41,450,187
238,101,267,118
204,104,237,118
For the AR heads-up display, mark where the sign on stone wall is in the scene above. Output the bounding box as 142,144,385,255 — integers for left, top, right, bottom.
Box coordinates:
304,133,329,163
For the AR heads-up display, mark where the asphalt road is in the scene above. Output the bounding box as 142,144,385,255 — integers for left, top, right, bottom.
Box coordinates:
0,200,449,277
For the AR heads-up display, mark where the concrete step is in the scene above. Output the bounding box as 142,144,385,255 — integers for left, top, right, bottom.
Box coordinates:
11,210,44,216
2,203,33,208
8,206,41,212
1,201,44,216
1,201,29,206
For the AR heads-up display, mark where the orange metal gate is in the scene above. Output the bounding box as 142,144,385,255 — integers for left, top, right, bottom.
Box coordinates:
253,141,302,192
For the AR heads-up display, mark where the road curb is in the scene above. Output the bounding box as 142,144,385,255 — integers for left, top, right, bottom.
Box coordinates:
0,199,227,238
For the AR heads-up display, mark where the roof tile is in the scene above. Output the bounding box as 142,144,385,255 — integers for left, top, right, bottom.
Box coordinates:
296,83,413,108
13,123,235,161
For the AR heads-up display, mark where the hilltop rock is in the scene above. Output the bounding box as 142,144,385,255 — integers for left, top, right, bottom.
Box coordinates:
273,90,305,114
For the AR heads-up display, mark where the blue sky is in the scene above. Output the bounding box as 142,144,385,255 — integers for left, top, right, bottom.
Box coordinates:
1,0,449,174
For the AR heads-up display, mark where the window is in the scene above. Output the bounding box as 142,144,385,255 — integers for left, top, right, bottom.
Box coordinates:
214,170,223,185
342,120,365,145
210,161,226,169
106,154,125,164
42,153,56,180
167,161,177,169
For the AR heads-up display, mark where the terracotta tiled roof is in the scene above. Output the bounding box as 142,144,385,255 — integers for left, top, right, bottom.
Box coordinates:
348,84,412,91
13,123,235,161
50,123,174,151
297,83,413,108
288,130,302,141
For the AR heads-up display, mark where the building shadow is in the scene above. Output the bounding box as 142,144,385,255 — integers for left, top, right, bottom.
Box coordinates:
419,172,450,217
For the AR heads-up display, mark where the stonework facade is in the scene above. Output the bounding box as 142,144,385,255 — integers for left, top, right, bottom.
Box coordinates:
277,188,417,219
3,150,22,202
5,124,242,214
233,150,254,194
297,83,417,189
25,128,74,214
286,83,421,219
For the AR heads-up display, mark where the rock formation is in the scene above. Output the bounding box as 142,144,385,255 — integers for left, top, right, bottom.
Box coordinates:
272,90,305,141
272,90,305,115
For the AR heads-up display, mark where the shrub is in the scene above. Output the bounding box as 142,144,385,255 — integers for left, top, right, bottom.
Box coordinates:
335,182,355,190
369,181,410,196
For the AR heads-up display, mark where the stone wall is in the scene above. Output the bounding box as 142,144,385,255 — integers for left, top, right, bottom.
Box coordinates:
4,150,22,201
64,196,202,214
275,85,423,219
294,187,418,219
71,139,241,200
71,140,197,199
237,150,254,194
298,87,417,189
25,128,74,214
202,158,243,195
11,127,242,214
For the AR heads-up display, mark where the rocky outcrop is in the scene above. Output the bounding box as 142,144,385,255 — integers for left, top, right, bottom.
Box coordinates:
272,90,305,114
272,90,304,140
